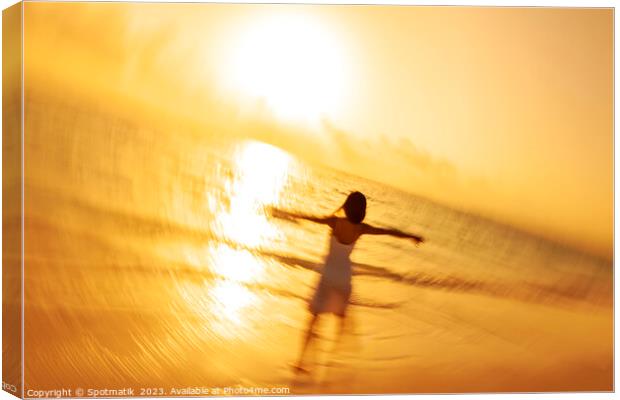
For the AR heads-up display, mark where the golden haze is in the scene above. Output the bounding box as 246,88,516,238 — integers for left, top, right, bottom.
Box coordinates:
24,3,613,258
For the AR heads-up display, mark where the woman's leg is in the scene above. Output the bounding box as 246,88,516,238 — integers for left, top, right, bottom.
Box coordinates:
335,290,350,343
295,313,319,371
332,314,349,354
337,315,347,339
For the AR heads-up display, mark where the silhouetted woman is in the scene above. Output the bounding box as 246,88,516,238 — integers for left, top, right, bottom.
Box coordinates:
273,191,424,372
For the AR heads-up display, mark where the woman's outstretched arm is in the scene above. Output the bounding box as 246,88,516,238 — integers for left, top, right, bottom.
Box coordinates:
361,223,424,244
269,207,335,227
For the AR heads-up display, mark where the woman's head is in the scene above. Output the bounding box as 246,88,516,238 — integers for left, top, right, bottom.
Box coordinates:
342,191,366,224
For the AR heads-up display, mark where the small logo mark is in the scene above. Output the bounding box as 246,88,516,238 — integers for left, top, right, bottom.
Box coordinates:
2,381,17,393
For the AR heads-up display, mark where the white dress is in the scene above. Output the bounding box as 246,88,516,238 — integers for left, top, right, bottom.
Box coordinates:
309,235,355,317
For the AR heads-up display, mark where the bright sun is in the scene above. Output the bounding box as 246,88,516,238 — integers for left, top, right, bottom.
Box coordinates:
224,13,349,123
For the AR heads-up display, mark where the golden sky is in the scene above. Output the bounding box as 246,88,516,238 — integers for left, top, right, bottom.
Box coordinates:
25,3,613,258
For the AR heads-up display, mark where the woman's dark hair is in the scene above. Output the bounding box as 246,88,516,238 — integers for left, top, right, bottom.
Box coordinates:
341,191,366,224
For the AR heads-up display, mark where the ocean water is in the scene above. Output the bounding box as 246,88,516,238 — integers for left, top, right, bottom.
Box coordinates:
20,95,612,393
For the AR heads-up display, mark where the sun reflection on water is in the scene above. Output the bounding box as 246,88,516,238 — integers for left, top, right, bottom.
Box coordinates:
215,141,292,248
178,141,293,340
